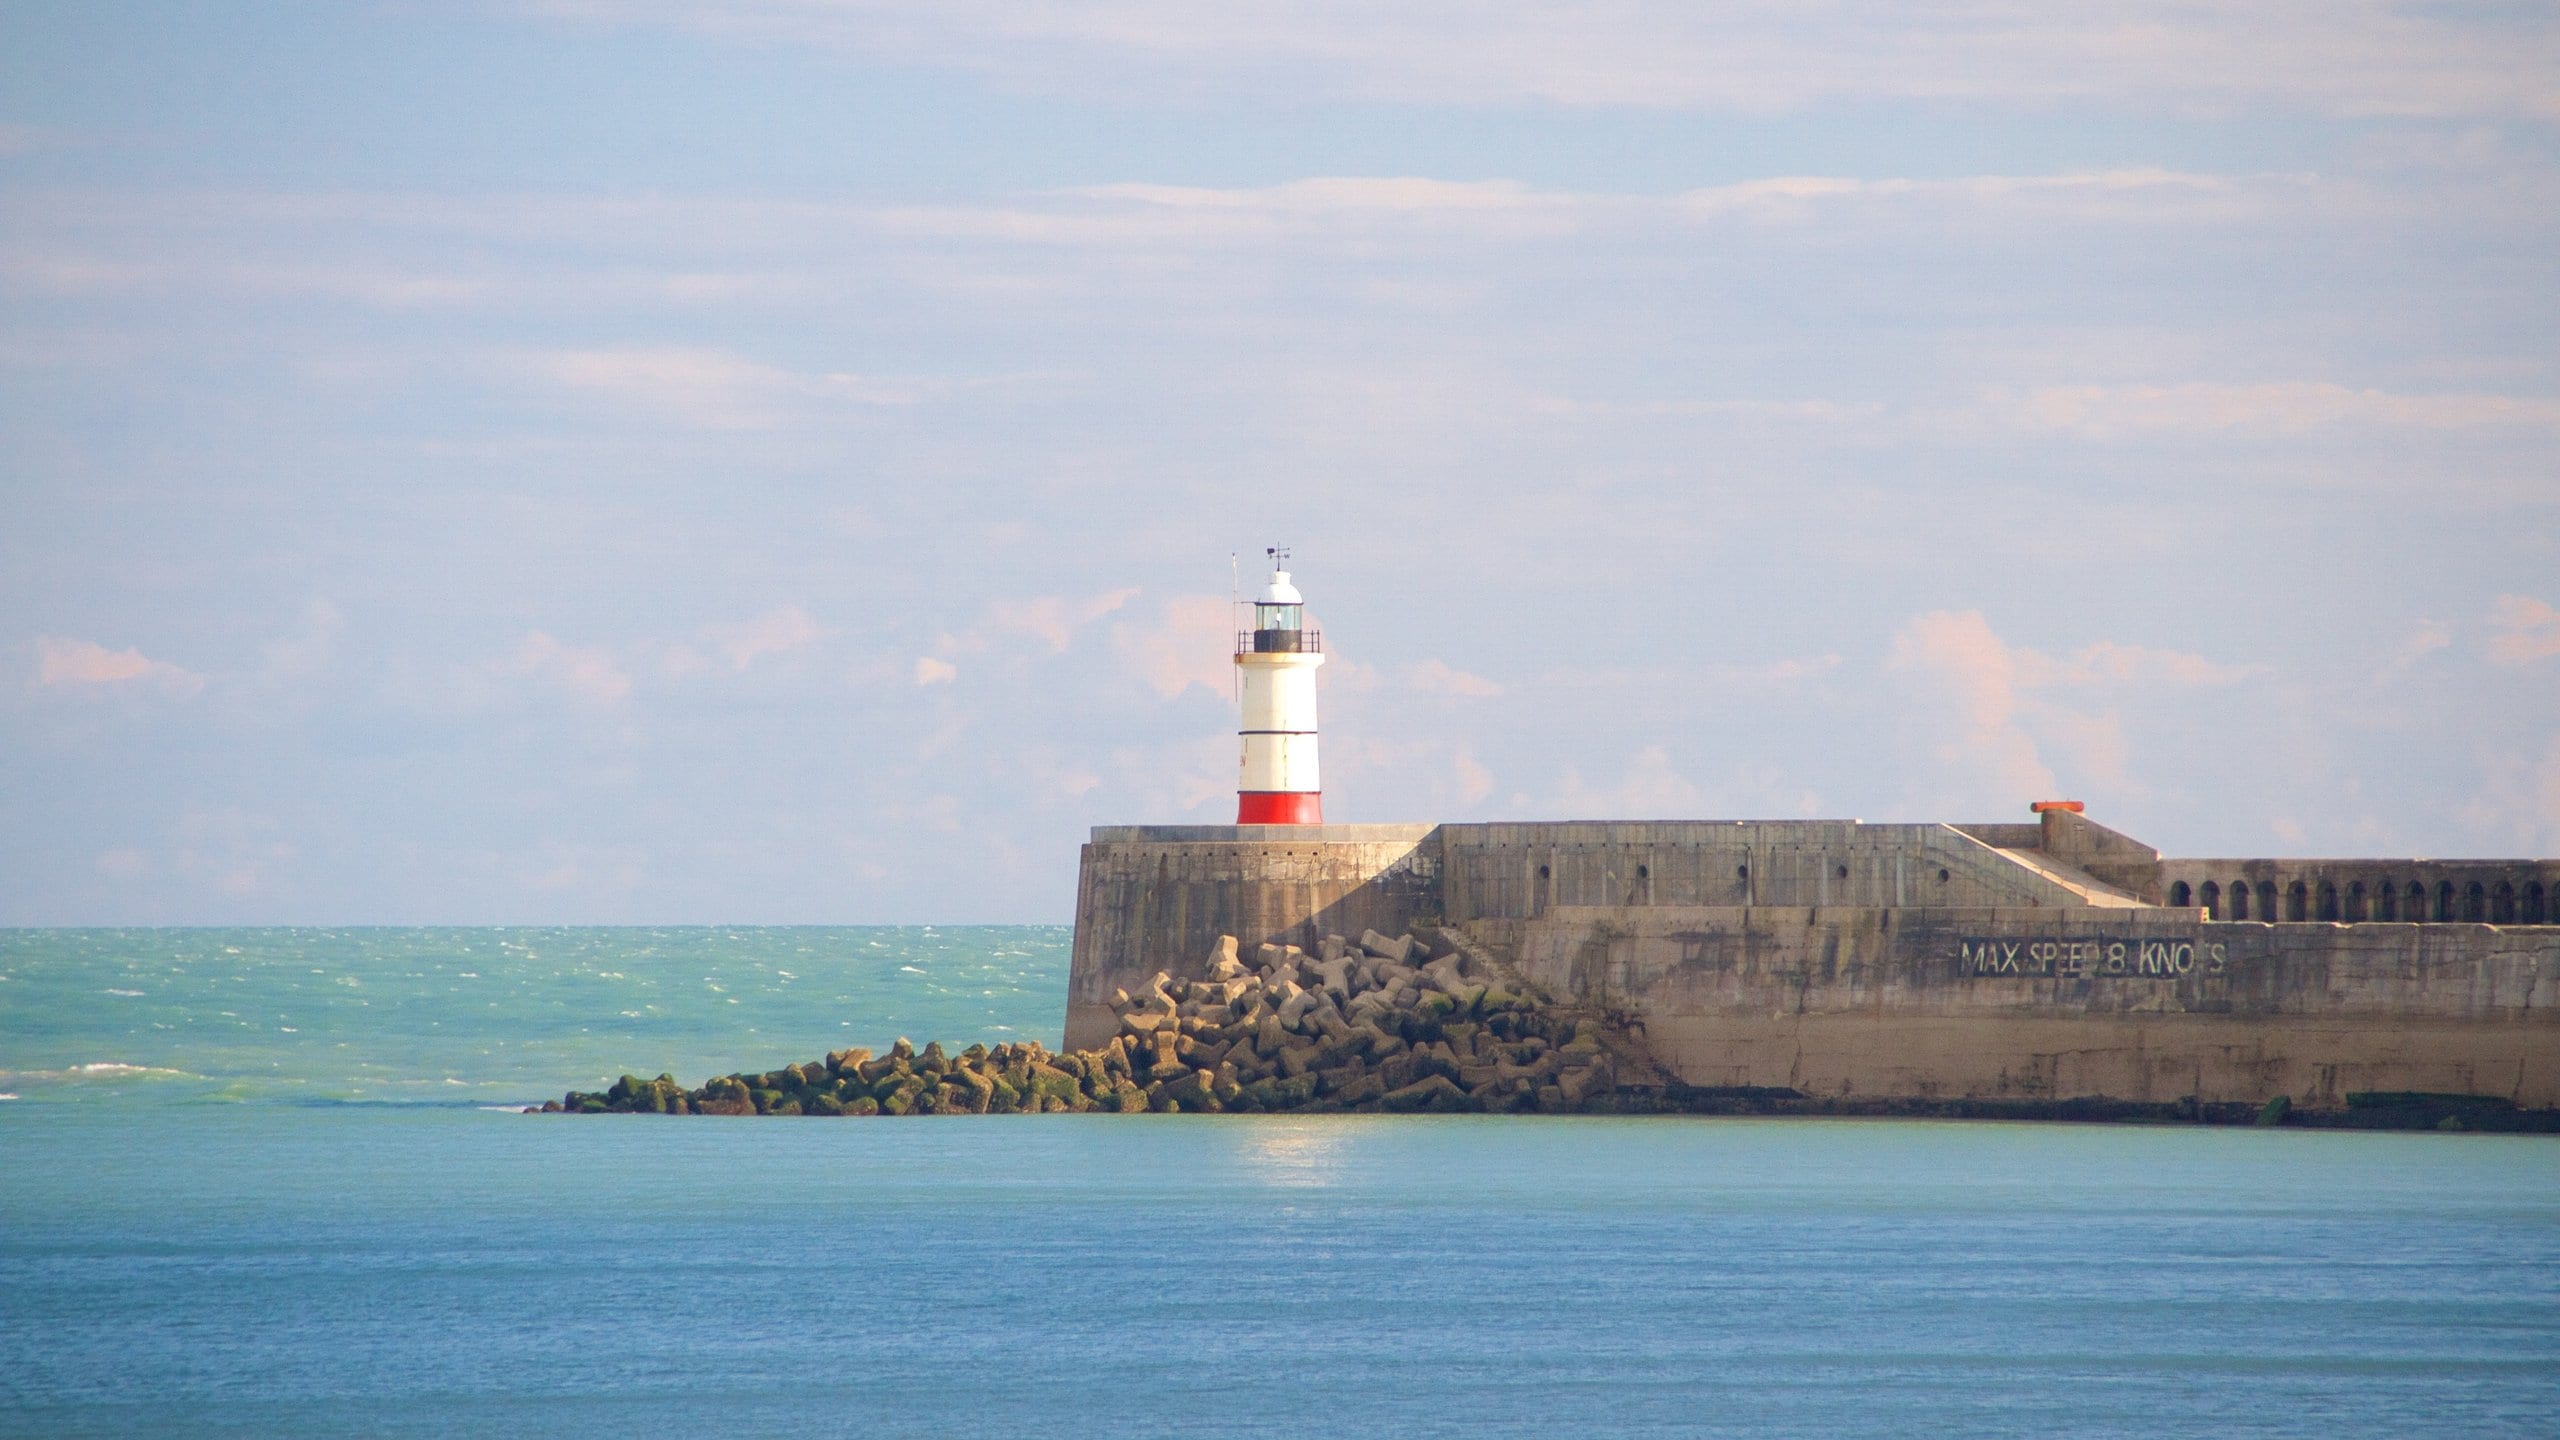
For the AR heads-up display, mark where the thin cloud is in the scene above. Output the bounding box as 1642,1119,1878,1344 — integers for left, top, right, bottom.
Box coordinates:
1408,658,1501,697
2022,641,2258,689
514,346,938,430
1555,745,1707,819
521,2,2560,119
2459,733,2560,853
975,588,1141,652
1886,613,2257,810
1886,611,2058,806
706,604,822,671
33,637,205,697
1452,747,1495,804
1970,381,2560,438
2486,596,2560,666
1111,594,1237,699
259,599,344,681
502,631,632,706
2380,621,2454,677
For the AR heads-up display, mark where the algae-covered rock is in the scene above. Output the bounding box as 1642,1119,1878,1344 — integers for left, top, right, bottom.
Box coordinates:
559,930,1662,1121
1382,1075,1469,1113
1330,1072,1385,1107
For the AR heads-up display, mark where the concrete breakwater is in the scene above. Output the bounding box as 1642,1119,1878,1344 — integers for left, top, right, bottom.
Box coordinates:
540,920,2555,1129
540,927,1636,1116
1070,814,2560,1114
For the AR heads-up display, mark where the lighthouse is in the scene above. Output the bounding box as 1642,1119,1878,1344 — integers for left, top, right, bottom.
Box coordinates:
1235,549,1324,824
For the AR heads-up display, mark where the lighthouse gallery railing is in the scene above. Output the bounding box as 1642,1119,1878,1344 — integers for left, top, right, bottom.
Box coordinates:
1238,629,1323,655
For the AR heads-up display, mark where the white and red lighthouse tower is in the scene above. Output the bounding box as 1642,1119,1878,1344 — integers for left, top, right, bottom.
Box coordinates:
1235,550,1324,824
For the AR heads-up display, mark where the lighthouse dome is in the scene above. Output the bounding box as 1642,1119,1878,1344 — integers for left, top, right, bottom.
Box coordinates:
1259,571,1303,605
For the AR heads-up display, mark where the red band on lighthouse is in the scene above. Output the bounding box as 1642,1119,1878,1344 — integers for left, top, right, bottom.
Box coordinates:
1237,791,1323,825
1235,553,1325,826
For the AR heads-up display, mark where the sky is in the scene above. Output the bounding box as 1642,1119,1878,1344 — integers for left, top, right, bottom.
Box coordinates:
3,1,2557,924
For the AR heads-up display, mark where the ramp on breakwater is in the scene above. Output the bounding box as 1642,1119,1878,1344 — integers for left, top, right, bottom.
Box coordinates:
1067,810,2560,1110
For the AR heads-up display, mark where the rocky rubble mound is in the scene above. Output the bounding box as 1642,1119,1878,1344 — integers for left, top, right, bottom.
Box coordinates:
538,927,1629,1116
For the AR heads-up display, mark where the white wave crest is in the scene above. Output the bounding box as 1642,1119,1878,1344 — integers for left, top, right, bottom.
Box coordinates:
0,1062,196,1083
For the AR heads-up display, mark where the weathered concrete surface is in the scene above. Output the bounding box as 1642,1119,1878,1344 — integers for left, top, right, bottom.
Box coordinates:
1067,817,2560,1108
1065,825,1436,1050
1436,821,2108,916
1508,905,2560,1108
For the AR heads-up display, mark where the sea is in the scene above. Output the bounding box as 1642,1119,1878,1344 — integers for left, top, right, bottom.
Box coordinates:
2,926,2554,1438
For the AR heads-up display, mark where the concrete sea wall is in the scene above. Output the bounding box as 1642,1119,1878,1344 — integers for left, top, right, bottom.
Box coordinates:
1065,825,1435,1050
1511,905,2556,1109
1068,818,2560,1109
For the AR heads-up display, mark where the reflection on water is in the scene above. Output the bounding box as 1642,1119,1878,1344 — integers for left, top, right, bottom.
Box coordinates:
1233,1119,1350,1188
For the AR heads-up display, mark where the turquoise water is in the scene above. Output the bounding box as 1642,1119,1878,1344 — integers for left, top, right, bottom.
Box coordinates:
3,928,2556,1437
0,926,1069,1106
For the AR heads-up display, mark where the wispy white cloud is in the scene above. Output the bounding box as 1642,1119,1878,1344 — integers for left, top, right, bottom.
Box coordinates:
705,604,822,671
514,346,938,429
33,636,205,697
2381,621,2454,676
1555,745,1707,818
1886,611,2059,806
2460,732,2560,853
1406,659,1501,697
1967,381,2560,438
520,2,2560,119
0,163,2369,320
2486,595,2560,665
1883,612,2257,810
502,631,632,706
258,599,344,681
1675,167,2289,227
2020,641,2259,690
1452,747,1495,804
911,587,1142,691
966,588,1142,653
1111,594,1236,699
170,808,297,899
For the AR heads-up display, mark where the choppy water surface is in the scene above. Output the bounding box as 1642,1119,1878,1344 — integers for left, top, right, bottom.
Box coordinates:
0,926,1066,1106
1,928,2553,1438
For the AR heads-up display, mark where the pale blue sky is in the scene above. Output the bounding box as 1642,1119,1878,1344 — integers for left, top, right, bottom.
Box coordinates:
4,2,2557,923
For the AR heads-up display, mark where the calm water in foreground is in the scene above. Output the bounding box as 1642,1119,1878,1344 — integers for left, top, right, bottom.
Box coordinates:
3,928,2554,1438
